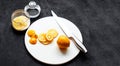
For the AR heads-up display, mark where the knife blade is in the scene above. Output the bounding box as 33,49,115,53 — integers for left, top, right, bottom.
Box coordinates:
51,10,87,53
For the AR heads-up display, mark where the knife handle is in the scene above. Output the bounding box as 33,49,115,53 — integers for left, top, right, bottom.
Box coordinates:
72,34,87,53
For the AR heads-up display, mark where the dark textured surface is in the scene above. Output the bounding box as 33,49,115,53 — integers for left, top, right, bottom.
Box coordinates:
0,0,120,66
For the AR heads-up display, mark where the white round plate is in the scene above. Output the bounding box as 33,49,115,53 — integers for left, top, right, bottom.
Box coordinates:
24,16,83,65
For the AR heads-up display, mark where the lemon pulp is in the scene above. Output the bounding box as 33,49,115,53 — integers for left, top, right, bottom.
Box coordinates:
12,15,30,30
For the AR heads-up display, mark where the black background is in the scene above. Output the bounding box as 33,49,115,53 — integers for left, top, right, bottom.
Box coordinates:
0,0,120,66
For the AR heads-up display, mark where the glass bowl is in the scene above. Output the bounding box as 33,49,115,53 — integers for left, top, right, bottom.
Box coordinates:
11,9,30,31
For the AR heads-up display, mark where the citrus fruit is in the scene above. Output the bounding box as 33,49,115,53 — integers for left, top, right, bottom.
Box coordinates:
57,35,70,48
47,29,58,38
38,29,58,45
38,33,46,42
31,34,38,39
40,41,51,45
29,37,37,44
27,30,36,37
46,32,54,41
38,33,52,45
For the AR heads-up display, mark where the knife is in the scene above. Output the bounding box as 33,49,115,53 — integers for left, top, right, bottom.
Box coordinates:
51,10,87,53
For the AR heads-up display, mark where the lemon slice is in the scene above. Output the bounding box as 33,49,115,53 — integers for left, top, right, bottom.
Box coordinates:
38,33,52,45
47,29,58,38
40,41,51,45
38,29,58,45
46,33,54,41
38,33,46,42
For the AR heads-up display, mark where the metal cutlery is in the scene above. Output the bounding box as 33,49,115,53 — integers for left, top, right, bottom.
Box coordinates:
51,10,87,53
